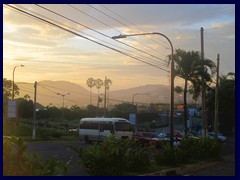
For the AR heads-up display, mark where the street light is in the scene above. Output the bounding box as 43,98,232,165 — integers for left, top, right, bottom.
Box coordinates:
112,32,174,146
57,92,70,120
12,64,24,100
132,93,149,105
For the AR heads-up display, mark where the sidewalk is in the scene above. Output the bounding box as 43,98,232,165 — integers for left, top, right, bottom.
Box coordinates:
141,153,235,176
188,153,235,176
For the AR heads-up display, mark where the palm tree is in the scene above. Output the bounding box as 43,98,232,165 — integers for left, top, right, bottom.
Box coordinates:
104,78,112,108
86,78,95,105
174,49,216,134
95,78,103,99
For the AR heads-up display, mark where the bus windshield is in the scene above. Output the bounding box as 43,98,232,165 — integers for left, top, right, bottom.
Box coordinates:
115,122,132,131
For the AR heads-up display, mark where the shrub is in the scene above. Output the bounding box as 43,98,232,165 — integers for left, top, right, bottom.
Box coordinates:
154,137,222,166
51,131,62,138
153,141,180,166
3,136,70,176
70,135,153,175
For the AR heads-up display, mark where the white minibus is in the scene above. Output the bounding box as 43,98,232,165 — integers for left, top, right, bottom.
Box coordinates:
79,117,133,143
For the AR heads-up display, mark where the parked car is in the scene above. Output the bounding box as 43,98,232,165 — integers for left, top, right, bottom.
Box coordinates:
158,132,170,141
198,131,227,142
208,132,227,142
157,132,180,146
174,130,200,140
132,132,161,147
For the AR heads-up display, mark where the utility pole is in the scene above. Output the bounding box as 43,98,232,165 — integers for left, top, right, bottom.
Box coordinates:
32,81,37,140
104,76,107,117
201,27,207,138
214,54,220,140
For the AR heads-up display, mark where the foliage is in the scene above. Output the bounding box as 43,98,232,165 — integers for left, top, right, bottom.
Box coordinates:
109,102,135,119
3,78,20,99
206,72,235,135
3,78,20,118
17,98,34,119
3,136,70,176
154,137,222,166
173,49,216,134
70,135,153,175
51,131,62,138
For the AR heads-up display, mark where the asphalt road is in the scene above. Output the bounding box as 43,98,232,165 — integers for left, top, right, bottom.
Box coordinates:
26,141,89,176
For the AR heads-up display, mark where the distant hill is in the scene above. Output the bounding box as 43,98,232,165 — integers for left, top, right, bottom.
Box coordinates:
16,80,188,108
110,84,170,104
17,80,93,107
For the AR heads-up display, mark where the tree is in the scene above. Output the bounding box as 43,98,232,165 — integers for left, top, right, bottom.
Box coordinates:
86,78,95,105
86,104,98,117
3,78,20,119
206,72,235,135
17,98,34,119
94,78,103,99
104,78,112,109
173,49,216,134
3,78,20,99
109,103,135,119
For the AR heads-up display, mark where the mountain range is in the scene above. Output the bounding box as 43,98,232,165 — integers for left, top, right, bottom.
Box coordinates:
16,80,188,108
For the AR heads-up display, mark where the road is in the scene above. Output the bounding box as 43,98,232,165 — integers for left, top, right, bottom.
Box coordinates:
26,141,89,176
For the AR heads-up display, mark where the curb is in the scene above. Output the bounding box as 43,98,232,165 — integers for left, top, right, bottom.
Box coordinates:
140,161,220,176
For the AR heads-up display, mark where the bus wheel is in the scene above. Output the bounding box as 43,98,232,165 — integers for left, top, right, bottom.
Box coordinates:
84,135,90,143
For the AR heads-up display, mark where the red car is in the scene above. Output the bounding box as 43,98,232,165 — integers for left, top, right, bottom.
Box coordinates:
132,132,161,147
174,130,200,140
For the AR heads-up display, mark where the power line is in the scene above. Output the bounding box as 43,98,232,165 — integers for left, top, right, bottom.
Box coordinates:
5,4,169,72
67,4,168,65
34,4,167,66
99,4,170,50
86,4,169,57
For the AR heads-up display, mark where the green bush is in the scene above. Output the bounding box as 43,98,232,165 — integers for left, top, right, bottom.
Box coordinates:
51,131,62,138
3,136,70,176
71,135,153,175
154,137,222,166
196,137,222,160
153,141,180,166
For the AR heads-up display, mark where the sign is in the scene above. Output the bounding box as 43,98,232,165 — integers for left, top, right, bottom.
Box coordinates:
8,100,17,118
129,113,136,125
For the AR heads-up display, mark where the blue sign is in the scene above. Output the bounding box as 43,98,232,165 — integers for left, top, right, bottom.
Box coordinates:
129,113,136,125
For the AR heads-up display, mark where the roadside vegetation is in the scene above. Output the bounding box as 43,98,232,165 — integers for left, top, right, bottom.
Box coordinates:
70,135,222,176
3,136,71,176
3,121,78,141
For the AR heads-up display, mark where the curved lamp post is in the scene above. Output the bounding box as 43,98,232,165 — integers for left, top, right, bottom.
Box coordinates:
132,93,149,105
112,32,174,146
12,64,24,100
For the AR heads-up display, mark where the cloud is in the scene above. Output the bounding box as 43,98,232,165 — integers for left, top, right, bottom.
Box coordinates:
3,4,235,91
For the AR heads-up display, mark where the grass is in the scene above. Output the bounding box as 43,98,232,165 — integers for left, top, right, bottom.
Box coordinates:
3,121,79,141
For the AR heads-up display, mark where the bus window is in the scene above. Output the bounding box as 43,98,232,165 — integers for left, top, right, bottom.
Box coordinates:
80,122,99,130
102,122,114,134
115,122,131,131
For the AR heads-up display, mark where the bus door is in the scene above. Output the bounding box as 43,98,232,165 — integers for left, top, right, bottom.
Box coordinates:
99,122,114,141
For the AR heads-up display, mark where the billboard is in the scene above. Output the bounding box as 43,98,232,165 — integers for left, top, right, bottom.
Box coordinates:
8,100,17,118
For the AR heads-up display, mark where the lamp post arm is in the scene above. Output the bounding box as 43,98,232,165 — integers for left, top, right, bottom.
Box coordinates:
132,93,139,104
12,66,17,100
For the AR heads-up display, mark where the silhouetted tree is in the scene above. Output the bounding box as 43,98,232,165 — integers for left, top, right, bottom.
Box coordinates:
86,78,95,105
173,49,216,134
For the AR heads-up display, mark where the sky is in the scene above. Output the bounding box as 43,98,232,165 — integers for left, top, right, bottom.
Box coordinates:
3,4,235,91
